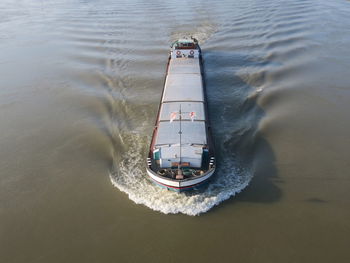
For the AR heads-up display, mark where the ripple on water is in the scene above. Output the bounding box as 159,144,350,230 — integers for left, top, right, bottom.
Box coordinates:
58,0,321,214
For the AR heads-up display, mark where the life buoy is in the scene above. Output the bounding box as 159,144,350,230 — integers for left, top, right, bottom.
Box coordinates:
189,50,194,55
176,50,181,56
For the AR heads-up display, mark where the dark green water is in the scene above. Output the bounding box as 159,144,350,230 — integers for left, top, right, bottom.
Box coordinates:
1,0,350,262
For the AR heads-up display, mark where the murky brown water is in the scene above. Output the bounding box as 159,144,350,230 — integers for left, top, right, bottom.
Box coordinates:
1,0,350,262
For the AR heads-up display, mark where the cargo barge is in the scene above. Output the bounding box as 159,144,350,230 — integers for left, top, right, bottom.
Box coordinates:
146,38,215,192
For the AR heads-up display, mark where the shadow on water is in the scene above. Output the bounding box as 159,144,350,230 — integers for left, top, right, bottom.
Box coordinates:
305,198,327,204
203,50,282,208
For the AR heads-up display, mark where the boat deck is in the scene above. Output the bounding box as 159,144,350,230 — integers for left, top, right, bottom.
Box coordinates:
152,56,209,171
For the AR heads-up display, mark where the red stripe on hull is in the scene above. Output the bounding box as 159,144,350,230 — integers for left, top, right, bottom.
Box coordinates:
150,177,207,190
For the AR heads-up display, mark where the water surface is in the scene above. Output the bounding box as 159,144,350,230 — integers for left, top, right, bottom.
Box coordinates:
1,0,350,262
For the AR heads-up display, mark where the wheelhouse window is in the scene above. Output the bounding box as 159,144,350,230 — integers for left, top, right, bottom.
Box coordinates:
176,42,196,49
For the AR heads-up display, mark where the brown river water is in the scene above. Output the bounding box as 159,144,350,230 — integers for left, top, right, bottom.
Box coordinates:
1,0,350,262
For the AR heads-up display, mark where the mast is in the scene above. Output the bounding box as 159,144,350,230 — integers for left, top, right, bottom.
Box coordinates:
178,104,182,172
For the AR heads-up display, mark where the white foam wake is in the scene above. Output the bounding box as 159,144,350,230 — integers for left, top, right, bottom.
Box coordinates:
109,133,252,216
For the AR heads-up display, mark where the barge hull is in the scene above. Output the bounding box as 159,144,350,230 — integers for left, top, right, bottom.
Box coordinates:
146,38,216,192
146,167,215,192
